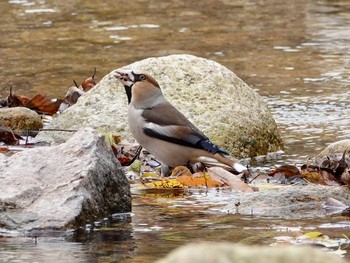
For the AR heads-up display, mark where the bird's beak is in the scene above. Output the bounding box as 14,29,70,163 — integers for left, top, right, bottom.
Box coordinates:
112,68,135,104
112,68,135,84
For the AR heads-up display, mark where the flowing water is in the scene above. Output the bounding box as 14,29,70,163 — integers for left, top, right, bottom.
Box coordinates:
1,0,350,262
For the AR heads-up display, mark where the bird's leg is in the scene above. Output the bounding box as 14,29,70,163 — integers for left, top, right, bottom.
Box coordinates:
190,162,205,173
161,164,171,177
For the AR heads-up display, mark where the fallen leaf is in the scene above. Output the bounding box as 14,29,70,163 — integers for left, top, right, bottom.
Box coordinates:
81,68,97,92
0,146,10,152
140,172,159,178
7,87,27,107
24,93,63,115
143,178,184,188
81,77,96,92
129,159,142,172
118,156,133,166
0,126,23,145
268,164,302,178
170,166,192,177
298,231,324,240
300,167,340,186
207,167,254,192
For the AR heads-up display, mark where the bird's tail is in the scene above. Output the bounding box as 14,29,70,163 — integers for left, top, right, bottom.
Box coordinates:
196,154,247,174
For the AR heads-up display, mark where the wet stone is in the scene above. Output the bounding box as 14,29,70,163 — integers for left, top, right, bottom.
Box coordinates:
0,107,43,131
0,128,131,232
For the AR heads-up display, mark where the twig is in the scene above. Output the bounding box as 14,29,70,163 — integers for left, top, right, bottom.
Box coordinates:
39,128,77,132
73,80,79,88
121,146,143,166
0,86,7,93
25,129,29,144
92,67,97,80
249,173,261,183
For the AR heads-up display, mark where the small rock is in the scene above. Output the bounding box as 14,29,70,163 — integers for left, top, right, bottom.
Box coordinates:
0,107,43,131
224,185,350,218
0,128,131,231
156,242,345,263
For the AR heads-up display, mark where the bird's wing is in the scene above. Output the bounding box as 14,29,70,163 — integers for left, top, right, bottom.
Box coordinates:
141,103,228,154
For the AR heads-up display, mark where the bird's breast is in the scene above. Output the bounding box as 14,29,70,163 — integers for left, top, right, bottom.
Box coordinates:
128,105,152,147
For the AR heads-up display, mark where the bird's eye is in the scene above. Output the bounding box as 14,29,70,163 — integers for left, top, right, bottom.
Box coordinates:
139,74,146,81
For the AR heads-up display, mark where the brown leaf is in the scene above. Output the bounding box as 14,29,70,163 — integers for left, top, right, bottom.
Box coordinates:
207,167,254,192
8,93,27,107
117,156,133,166
268,164,301,178
0,126,23,145
0,146,10,152
81,77,96,92
25,94,63,115
170,166,192,177
81,68,97,92
300,167,340,186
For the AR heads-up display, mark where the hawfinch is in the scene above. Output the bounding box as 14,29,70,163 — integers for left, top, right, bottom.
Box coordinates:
113,69,247,176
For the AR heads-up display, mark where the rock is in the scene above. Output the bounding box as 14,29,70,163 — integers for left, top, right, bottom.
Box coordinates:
0,107,43,131
0,128,131,232
156,242,345,263
36,54,282,158
224,185,350,218
318,139,350,157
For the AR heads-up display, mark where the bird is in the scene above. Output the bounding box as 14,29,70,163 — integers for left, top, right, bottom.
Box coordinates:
113,68,247,176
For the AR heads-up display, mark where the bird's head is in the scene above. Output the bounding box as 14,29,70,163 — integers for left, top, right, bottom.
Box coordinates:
113,68,162,107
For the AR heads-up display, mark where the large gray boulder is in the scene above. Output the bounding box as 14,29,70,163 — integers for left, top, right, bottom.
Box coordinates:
0,128,131,232
37,54,283,158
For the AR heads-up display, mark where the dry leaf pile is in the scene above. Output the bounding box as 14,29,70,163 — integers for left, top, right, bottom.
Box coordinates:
0,68,97,115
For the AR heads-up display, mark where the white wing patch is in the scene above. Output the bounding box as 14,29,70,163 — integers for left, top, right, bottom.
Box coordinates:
143,123,181,138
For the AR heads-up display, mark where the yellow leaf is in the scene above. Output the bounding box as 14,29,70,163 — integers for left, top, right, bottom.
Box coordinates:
202,172,211,180
101,131,121,148
129,159,142,172
143,179,184,188
299,231,324,240
140,172,159,178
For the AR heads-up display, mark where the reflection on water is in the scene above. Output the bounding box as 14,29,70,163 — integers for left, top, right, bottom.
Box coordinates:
1,0,350,262
0,238,88,263
2,189,349,262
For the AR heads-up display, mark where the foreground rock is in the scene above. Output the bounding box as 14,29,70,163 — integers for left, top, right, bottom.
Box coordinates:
156,242,345,263
0,107,43,131
0,128,131,232
37,54,283,158
224,185,350,218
